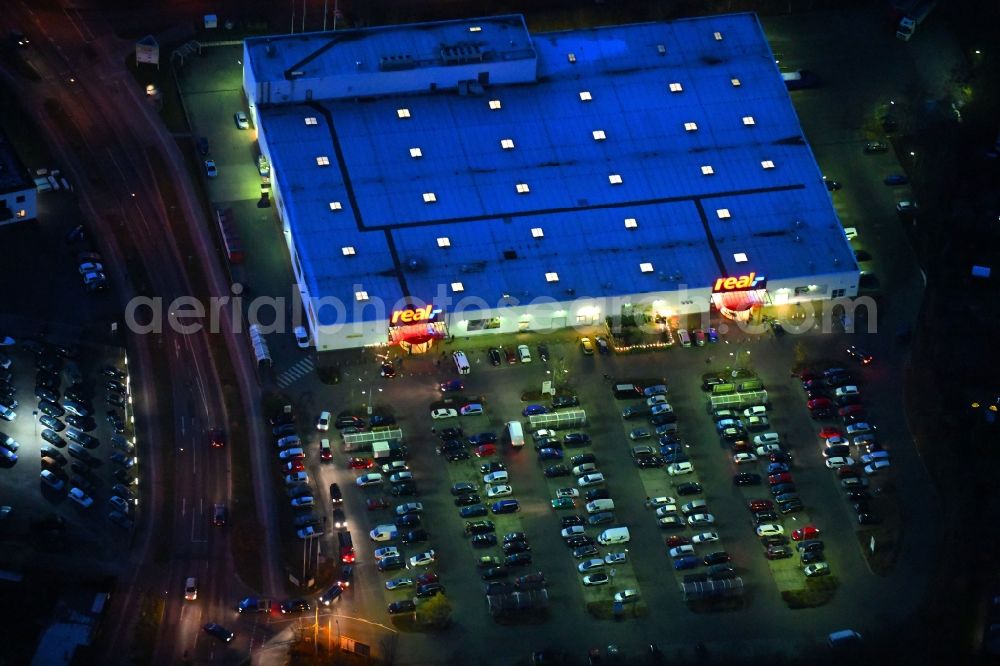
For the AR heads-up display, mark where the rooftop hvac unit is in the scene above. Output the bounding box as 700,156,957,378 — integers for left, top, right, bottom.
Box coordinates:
405,258,423,272
379,54,416,71
441,43,484,65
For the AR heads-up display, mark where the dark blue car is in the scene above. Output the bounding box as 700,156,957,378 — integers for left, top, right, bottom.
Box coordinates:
673,555,700,571
883,174,909,186
491,499,520,514
522,405,548,417
537,447,563,461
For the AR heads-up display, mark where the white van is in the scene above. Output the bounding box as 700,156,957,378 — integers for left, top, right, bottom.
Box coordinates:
585,499,615,514
506,420,525,448
597,527,630,545
453,351,471,375
827,629,862,647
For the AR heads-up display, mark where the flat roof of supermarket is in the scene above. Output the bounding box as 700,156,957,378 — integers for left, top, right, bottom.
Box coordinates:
251,13,856,324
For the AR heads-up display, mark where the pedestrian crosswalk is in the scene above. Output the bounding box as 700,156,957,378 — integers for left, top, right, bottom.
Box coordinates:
276,357,315,388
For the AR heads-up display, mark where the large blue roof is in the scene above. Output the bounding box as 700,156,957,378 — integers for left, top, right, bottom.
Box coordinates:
256,13,855,325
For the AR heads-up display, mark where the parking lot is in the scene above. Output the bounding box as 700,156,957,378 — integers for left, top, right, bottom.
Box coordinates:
232,309,918,662
0,338,136,568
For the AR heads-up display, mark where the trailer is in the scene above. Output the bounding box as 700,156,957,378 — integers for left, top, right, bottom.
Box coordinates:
709,390,768,410
896,0,936,41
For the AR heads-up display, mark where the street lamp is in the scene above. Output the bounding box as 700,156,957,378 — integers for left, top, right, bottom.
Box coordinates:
32,410,38,439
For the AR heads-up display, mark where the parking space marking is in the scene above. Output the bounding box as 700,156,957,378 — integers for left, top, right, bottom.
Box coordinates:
277,357,315,388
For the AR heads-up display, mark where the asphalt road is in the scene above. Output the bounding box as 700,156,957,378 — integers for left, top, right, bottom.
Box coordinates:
2,2,277,664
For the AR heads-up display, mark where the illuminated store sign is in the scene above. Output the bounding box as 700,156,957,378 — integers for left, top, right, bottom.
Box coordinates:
713,272,767,292
390,305,442,326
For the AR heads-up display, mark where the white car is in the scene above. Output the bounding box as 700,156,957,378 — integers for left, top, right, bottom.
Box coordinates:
78,262,103,274
517,344,532,363
294,326,310,349
755,523,784,537
846,423,873,436
562,525,586,539
369,525,397,542
667,462,694,476
389,471,413,484
669,545,695,558
40,469,65,491
614,589,639,603
555,487,579,499
753,432,780,446
691,531,719,544
317,411,331,431
572,463,597,477
486,484,513,498
355,473,383,487
577,473,605,487
234,111,250,129
395,502,423,515
290,496,314,508
533,429,557,440
385,577,414,590
604,552,627,564
687,513,715,526
732,452,758,464
276,435,301,448
646,395,668,406
804,562,830,577
68,487,94,508
654,505,679,517
743,406,767,418
382,461,409,474
834,385,860,398
374,546,400,560
843,226,858,240
681,500,708,515
408,549,435,568
756,443,781,456
431,408,458,420
825,456,855,469
483,471,509,485
284,472,308,485
864,460,891,475
279,447,305,460
577,558,605,573
649,496,676,508
650,403,673,415
895,201,918,215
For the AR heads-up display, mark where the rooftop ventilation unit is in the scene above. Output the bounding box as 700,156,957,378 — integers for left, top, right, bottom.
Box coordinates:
441,43,484,65
379,54,416,71
503,250,518,260
405,258,423,272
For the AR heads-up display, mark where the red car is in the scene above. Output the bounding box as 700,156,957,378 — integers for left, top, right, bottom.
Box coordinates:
748,499,773,512
366,497,388,511
474,444,496,458
768,472,793,485
415,571,439,586
819,427,843,439
838,404,866,417
791,525,820,541
285,460,305,473
807,397,834,410
505,348,518,364
209,429,225,448
666,535,691,548
348,457,375,470
320,446,333,462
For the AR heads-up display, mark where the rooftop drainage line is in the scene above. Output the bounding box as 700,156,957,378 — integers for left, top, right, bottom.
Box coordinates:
310,102,365,234
692,198,728,277
358,184,804,231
